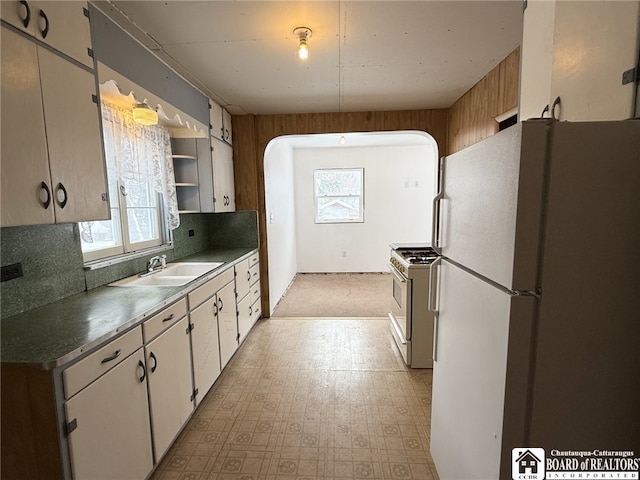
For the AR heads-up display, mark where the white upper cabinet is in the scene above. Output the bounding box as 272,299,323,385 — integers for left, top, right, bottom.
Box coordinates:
520,0,639,121
209,100,224,141
208,99,232,144
1,26,54,226
222,108,232,144
0,1,93,68
1,25,108,226
211,136,236,212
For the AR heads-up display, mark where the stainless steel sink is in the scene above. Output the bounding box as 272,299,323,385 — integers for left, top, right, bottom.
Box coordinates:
109,262,224,287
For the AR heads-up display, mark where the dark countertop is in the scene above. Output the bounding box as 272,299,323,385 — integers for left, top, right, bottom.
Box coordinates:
0,248,255,369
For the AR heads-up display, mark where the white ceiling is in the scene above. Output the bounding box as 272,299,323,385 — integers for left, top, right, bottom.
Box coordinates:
97,1,523,115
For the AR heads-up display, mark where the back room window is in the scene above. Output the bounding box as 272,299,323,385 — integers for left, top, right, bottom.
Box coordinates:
314,168,364,223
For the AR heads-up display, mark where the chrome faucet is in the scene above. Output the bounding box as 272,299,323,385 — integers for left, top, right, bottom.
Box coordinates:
147,255,166,273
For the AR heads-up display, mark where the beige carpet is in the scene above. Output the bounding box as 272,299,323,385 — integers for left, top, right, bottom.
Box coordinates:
272,272,391,317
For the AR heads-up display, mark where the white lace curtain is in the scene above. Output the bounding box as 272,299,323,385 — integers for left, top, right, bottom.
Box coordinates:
101,101,180,230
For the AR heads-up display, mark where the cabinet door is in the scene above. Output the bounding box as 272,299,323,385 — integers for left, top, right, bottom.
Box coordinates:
65,349,153,480
237,294,252,345
38,46,109,223
209,100,224,141
1,1,93,68
217,281,238,368
211,136,235,212
146,317,193,460
222,108,232,144
0,26,54,226
190,295,221,405
235,259,251,301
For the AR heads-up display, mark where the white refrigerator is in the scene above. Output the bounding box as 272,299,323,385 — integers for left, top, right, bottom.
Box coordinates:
429,120,640,479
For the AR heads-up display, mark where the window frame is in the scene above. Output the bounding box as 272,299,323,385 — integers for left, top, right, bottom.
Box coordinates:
79,102,174,265
313,167,365,224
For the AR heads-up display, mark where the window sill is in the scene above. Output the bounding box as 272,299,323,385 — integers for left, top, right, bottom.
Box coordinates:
83,243,174,271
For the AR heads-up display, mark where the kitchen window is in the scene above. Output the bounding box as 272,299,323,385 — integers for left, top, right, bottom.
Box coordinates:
314,168,364,223
79,101,179,263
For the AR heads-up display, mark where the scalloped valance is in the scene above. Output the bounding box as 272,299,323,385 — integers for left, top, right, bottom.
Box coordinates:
97,62,208,139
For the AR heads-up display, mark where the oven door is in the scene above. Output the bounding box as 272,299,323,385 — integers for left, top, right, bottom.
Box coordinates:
388,264,411,356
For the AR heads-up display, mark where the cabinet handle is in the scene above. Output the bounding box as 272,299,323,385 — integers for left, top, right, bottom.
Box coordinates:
249,305,253,316
162,313,175,323
225,129,229,141
38,9,49,39
149,351,158,373
218,298,223,312
138,360,146,383
213,301,218,316
40,181,51,209
19,0,30,28
55,183,68,209
101,349,121,364
247,271,251,282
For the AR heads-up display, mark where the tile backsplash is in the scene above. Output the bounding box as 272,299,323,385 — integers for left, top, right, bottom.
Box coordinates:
0,211,258,319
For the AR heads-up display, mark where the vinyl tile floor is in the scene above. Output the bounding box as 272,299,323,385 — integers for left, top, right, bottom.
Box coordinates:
150,317,439,480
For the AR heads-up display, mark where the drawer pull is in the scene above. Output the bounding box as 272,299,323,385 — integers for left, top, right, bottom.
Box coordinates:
101,349,121,364
149,351,158,373
38,8,49,39
247,271,251,282
138,360,146,383
19,0,31,28
162,313,175,323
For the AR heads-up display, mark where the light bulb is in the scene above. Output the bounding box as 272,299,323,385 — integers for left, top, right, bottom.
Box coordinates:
298,39,309,60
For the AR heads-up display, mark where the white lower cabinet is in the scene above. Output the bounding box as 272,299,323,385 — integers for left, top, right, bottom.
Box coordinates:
190,295,221,406
217,280,238,369
145,316,194,460
237,294,252,345
64,347,153,480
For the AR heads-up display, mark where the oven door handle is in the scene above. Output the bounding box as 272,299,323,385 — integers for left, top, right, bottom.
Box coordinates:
428,257,441,362
388,312,407,345
388,264,407,283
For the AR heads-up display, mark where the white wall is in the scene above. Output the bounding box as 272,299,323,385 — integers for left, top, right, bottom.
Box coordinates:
264,132,438,313
293,143,437,272
264,140,297,314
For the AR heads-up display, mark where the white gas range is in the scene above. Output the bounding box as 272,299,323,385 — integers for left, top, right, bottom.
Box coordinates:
388,243,440,368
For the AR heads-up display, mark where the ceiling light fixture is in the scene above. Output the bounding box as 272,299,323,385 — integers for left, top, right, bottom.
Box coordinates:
293,27,312,60
132,102,158,125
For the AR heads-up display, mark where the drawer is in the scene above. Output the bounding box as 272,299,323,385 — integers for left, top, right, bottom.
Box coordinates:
248,252,259,268
250,282,261,305
142,297,187,343
249,263,260,286
63,326,143,400
250,298,261,324
188,266,234,310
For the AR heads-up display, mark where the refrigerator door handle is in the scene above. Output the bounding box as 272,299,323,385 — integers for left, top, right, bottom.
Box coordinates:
428,257,441,361
431,156,445,253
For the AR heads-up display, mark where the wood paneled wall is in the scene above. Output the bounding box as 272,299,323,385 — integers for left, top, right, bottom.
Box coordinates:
232,109,448,315
447,47,520,154
231,47,519,316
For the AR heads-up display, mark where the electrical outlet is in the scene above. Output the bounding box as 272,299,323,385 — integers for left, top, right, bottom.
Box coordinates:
1,262,24,282
188,229,195,237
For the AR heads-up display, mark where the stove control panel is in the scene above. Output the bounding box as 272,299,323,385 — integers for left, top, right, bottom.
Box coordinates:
389,256,406,274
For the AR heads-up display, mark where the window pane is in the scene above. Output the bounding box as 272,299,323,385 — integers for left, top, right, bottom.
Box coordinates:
315,169,362,196
127,207,160,244
80,209,122,252
314,168,364,223
316,196,361,222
